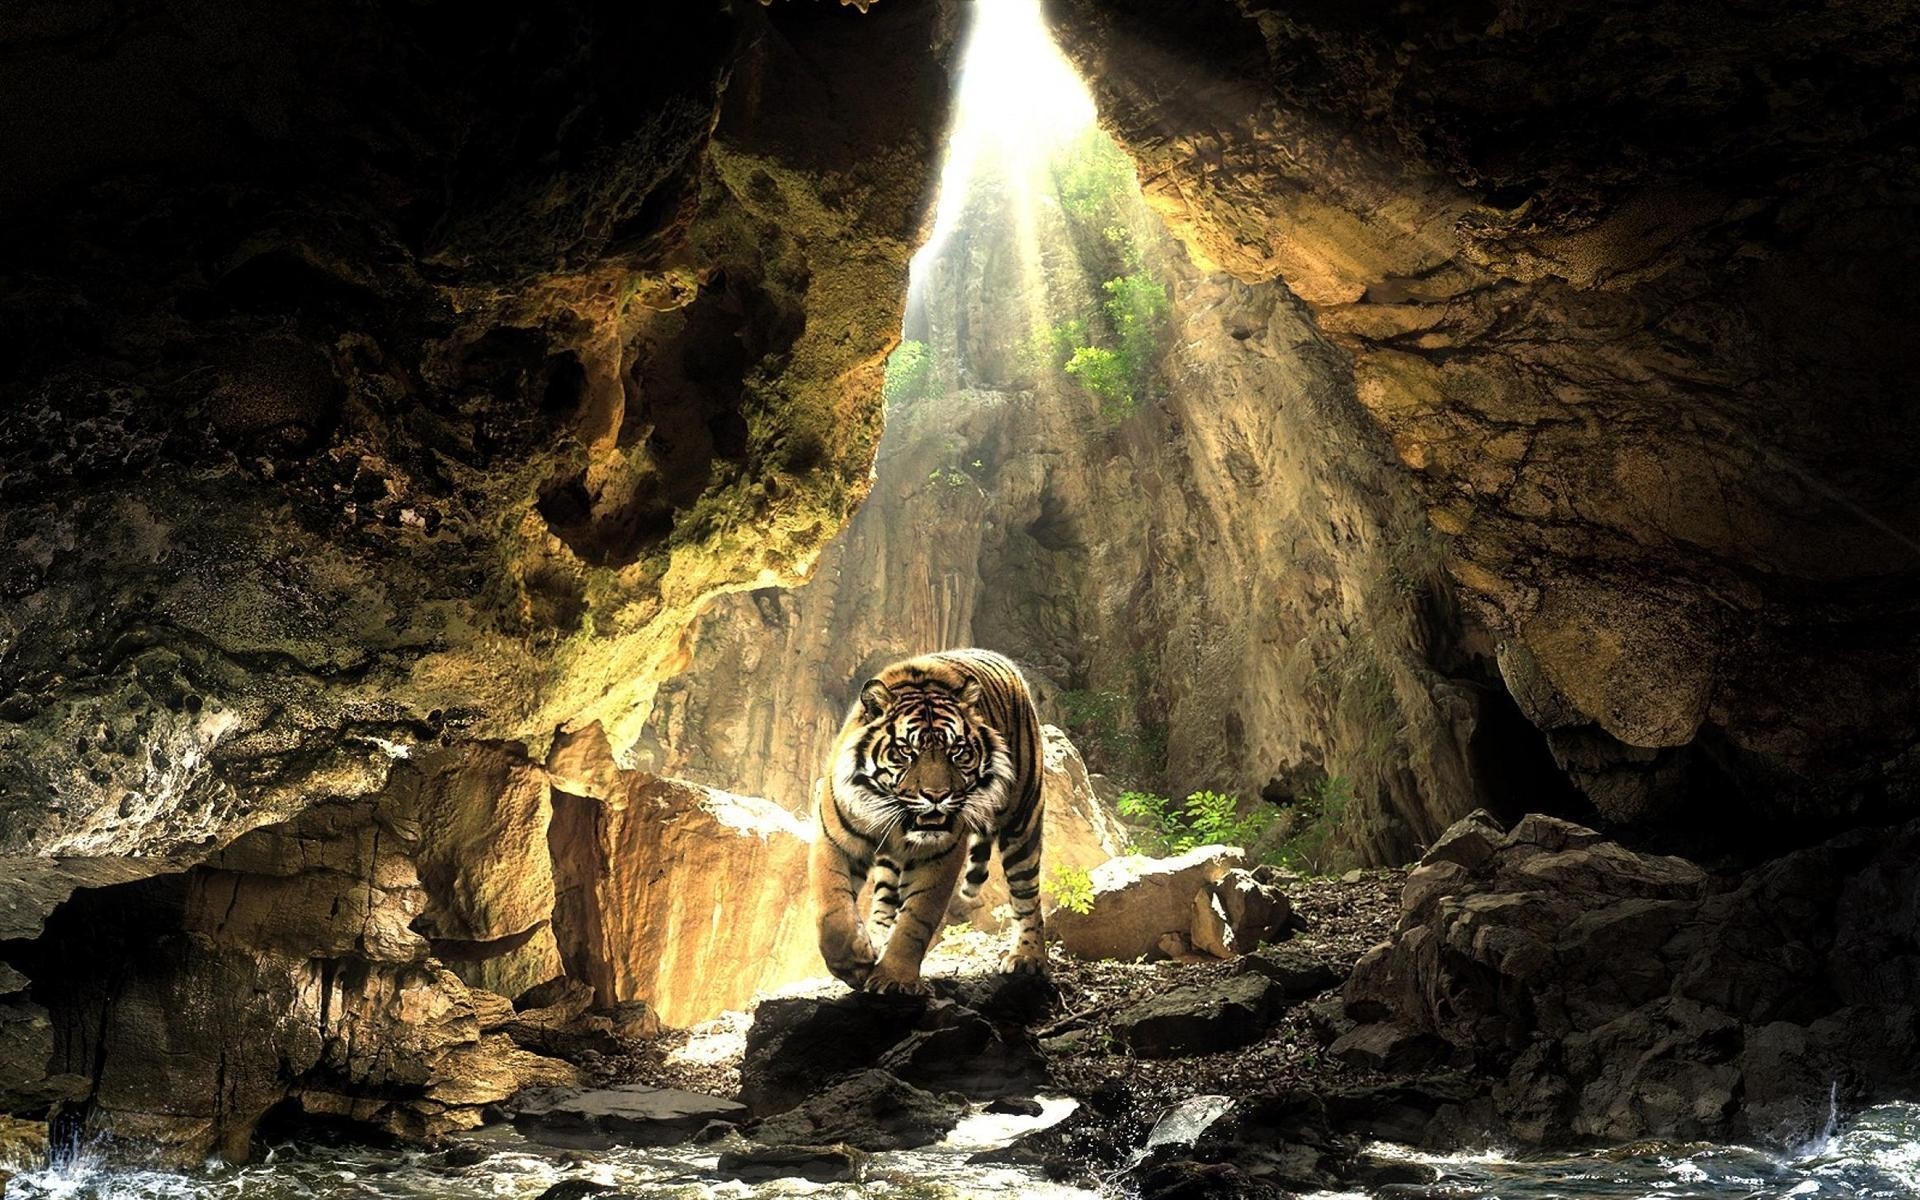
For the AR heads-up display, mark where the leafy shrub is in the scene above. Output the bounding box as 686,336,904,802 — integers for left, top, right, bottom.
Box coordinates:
1117,789,1279,857
1063,345,1132,420
1042,864,1096,915
1050,129,1137,221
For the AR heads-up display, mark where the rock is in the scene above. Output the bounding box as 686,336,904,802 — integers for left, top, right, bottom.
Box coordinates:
534,1182,624,1200
986,1096,1044,1117
1190,869,1293,959
1342,814,1920,1143
545,723,623,801
1329,1023,1451,1073
1052,847,1246,962
714,1141,867,1183
1235,945,1340,1001
750,1069,964,1151
1111,974,1278,1058
0,1117,48,1172
512,1085,746,1149
548,775,821,1026
740,993,1043,1116
1418,810,1505,873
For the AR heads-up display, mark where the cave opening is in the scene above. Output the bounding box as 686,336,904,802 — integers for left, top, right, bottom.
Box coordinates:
3,0,1919,1190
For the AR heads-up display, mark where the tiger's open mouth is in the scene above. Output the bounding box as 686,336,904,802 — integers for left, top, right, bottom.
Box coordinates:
911,811,955,832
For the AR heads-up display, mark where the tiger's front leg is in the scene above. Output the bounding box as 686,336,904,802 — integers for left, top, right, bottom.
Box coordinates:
864,841,966,996
811,813,877,989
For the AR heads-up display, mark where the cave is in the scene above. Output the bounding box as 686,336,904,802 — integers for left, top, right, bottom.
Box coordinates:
1,0,1917,1194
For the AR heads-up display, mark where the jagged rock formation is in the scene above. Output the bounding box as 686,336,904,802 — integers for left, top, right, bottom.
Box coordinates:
1048,0,1920,845
1343,811,1920,1145
0,731,837,1161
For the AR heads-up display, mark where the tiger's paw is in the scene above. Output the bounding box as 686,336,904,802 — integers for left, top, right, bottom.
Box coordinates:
1000,947,1049,975
863,963,933,996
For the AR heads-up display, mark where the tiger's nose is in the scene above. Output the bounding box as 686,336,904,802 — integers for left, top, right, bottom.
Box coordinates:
918,787,952,801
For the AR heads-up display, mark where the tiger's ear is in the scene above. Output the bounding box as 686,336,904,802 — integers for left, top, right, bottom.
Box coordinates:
859,679,893,720
958,679,985,710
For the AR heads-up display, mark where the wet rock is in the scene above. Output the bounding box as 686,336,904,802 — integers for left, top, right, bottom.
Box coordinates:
986,1096,1045,1117
714,1141,867,1184
1053,847,1246,962
1190,869,1293,959
741,992,1045,1116
512,1084,746,1149
1111,974,1278,1058
533,1182,627,1200
750,1069,964,1152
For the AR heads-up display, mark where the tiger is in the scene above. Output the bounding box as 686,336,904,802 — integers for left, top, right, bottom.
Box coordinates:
810,648,1047,995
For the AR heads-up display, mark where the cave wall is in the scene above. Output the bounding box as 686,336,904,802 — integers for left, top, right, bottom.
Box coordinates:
1047,0,1920,848
0,0,955,865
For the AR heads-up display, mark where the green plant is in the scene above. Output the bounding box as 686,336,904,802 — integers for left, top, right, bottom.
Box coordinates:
1050,128,1137,220
1063,344,1133,420
1043,865,1096,915
1118,789,1279,856
883,339,934,406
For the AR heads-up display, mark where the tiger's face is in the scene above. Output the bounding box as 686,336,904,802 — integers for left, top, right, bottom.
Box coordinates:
836,676,1010,844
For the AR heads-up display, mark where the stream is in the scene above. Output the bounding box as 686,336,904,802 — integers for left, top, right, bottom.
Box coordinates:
5,1101,1917,1199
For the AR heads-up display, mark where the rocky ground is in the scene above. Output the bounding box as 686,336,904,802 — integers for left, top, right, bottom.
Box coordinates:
569,868,1409,1192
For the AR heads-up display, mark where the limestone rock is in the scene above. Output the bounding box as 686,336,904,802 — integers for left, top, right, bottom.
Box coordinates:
1111,974,1278,1058
750,1069,964,1152
512,1085,746,1149
740,992,1044,1117
549,774,820,1027
1190,869,1293,959
1052,846,1245,962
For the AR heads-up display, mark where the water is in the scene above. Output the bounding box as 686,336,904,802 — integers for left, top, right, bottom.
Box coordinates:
0,1099,1096,1200
6,1101,1917,1199
1331,1102,1920,1199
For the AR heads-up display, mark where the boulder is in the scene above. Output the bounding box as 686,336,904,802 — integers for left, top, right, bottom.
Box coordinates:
1052,846,1246,962
714,1141,867,1183
548,774,822,1026
1235,945,1340,1002
740,992,1043,1116
512,1084,746,1149
1190,869,1293,958
1111,974,1277,1058
750,1069,964,1151
1328,1022,1451,1073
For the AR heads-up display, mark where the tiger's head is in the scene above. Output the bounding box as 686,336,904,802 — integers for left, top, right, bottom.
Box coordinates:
834,674,1011,845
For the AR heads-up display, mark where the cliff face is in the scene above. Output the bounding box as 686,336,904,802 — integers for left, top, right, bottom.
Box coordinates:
0,0,953,865
644,139,1567,864
1047,0,1920,847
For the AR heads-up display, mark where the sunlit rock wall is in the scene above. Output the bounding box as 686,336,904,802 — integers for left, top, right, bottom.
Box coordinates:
643,147,1560,863
1047,0,1920,846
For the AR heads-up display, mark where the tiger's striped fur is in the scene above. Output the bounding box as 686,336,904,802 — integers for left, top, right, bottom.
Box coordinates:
811,648,1047,994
